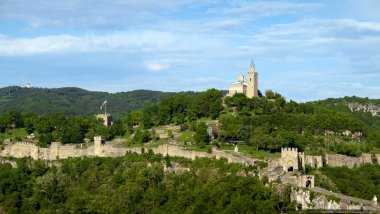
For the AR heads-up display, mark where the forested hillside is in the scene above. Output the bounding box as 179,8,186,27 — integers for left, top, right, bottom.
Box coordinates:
125,90,380,157
0,86,181,118
0,154,291,213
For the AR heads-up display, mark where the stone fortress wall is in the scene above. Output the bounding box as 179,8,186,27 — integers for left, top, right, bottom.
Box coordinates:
0,136,258,166
279,147,380,170
2,139,378,169
325,153,380,168
2,139,379,169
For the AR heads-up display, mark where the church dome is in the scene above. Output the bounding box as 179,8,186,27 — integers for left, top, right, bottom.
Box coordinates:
237,74,244,83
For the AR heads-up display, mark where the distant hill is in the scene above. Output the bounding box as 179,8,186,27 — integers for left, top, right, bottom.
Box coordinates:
307,96,380,113
0,86,183,118
307,96,380,137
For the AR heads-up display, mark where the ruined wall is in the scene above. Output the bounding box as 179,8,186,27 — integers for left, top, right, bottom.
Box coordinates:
325,153,376,168
305,156,323,168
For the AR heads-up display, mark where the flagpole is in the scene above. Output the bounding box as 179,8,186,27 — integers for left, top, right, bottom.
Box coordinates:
105,104,107,115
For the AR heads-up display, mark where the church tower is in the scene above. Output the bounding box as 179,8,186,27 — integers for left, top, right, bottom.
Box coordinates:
246,60,258,98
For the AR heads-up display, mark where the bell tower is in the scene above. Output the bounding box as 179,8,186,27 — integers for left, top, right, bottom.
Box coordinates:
246,60,258,98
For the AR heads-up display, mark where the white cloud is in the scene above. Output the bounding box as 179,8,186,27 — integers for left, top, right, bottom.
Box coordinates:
207,2,322,17
0,0,190,29
146,63,170,71
0,31,189,56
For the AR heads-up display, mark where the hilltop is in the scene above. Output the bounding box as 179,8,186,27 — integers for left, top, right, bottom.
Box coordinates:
0,86,194,118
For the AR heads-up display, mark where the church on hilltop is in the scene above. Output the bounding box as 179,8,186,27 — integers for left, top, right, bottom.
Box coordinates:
227,61,258,98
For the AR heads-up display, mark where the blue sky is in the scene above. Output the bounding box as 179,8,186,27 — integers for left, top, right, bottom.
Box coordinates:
0,0,379,101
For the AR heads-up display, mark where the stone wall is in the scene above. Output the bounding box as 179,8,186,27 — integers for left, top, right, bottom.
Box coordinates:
0,140,258,166
305,156,323,168
325,153,380,168
280,148,300,171
1,142,39,160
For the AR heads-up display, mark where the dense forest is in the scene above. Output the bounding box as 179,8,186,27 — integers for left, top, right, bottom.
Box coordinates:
0,154,293,213
0,86,182,118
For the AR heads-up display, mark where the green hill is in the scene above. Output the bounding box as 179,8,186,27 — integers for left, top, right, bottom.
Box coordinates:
308,96,380,113
0,86,181,118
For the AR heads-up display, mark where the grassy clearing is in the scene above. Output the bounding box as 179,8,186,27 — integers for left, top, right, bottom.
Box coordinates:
183,144,213,152
0,128,28,143
218,144,280,159
176,131,193,142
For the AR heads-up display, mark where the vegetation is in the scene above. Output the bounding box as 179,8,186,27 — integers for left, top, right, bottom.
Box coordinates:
0,111,126,145
318,164,380,200
126,89,380,156
1,86,380,212
0,154,292,213
0,86,182,118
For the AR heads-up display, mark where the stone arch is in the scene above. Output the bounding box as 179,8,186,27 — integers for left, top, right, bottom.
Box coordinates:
287,160,295,172
306,180,312,188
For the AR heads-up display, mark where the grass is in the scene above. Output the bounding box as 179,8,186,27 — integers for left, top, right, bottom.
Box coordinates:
0,128,28,143
370,147,380,154
176,131,193,142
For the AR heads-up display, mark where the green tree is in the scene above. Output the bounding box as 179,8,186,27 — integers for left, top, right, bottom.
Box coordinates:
194,122,209,145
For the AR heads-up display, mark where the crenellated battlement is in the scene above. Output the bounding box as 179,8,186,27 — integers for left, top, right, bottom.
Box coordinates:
94,136,105,141
282,147,298,152
14,142,38,147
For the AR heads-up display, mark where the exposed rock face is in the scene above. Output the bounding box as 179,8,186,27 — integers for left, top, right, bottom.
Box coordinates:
348,103,380,116
324,130,363,138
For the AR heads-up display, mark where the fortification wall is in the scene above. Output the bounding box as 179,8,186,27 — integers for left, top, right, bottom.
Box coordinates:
325,153,375,168
305,156,323,168
0,141,258,166
0,142,39,160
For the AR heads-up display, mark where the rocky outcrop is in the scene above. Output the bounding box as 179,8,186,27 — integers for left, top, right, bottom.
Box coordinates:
324,130,363,138
348,102,380,116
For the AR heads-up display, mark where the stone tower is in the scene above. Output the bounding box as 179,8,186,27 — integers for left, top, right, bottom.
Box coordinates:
246,60,258,98
94,136,106,156
96,114,113,127
280,147,305,172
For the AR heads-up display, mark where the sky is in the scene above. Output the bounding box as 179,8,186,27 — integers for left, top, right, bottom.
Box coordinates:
0,0,380,102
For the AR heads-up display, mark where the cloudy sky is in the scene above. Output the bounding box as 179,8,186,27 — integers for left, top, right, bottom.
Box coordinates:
0,0,379,101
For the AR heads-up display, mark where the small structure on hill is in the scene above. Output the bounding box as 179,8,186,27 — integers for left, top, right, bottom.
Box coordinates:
96,114,113,127
97,100,112,127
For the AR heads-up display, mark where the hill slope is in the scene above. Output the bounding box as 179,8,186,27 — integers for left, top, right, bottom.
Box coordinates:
0,86,176,118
